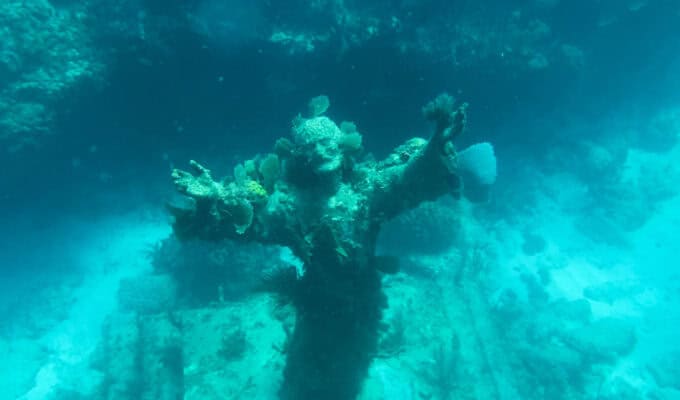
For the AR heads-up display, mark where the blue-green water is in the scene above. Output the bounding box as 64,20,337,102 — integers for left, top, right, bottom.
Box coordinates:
1,1,679,399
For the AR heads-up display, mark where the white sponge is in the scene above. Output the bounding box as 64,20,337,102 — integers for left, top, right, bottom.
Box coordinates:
457,142,497,185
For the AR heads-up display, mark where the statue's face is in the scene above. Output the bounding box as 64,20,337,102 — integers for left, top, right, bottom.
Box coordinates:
292,116,344,174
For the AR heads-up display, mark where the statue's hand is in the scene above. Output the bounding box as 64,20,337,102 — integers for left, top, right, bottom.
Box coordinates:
171,160,221,200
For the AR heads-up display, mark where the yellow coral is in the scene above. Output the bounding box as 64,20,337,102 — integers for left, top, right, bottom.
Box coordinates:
245,180,268,200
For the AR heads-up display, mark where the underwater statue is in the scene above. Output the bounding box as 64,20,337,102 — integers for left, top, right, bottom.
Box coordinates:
169,94,496,399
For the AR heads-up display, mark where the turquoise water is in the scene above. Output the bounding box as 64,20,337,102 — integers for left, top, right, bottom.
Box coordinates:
1,1,679,399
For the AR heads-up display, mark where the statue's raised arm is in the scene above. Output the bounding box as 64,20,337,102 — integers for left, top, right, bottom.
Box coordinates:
368,94,469,222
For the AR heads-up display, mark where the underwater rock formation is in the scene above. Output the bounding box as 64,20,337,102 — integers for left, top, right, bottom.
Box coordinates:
169,94,494,399
0,0,102,152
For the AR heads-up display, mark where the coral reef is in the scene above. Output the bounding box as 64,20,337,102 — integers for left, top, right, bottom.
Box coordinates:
175,0,569,72
0,0,102,152
377,197,463,256
168,94,488,399
93,295,290,399
150,235,289,305
491,289,638,399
